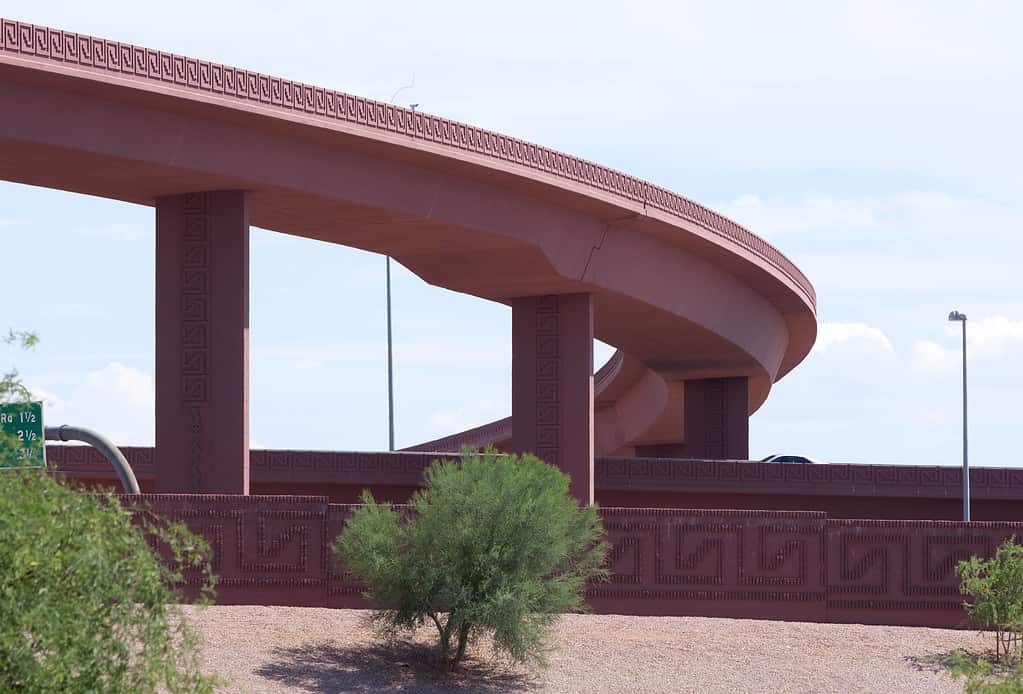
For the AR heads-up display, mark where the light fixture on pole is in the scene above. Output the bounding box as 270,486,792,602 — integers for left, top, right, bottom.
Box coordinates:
948,310,969,521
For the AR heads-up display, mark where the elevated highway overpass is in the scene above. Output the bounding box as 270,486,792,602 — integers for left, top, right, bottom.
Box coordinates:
0,18,816,502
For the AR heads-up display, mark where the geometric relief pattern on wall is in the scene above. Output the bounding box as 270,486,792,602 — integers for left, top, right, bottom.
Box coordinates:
105,495,1023,625
240,510,316,574
47,445,155,475
595,456,1023,501
656,523,733,586
605,526,645,585
126,495,334,592
113,495,1023,625
738,524,816,588
180,193,210,492
596,510,826,602
160,509,238,582
828,534,902,596
588,514,655,599
908,535,992,596
703,380,726,459
325,504,365,599
52,446,1023,502
824,523,1005,612
534,295,561,468
249,450,435,485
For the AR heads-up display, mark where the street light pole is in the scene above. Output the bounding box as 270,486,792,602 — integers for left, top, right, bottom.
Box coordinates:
384,79,415,453
386,256,395,451
948,310,969,521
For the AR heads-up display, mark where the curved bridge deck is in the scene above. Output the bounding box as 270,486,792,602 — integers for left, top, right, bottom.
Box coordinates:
2,18,816,501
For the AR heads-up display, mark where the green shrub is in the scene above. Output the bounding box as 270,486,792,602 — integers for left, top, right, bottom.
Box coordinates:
958,537,1023,662
333,448,608,672
0,329,37,405
1,329,39,469
950,650,1023,693
0,469,219,692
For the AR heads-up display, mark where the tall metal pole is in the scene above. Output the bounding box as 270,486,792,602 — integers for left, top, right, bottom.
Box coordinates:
383,80,413,453
961,316,969,522
386,256,395,451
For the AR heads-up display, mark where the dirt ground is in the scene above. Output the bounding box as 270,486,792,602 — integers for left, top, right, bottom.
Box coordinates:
184,605,989,693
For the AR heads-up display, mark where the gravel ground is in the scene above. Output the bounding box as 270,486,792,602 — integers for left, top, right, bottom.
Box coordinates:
184,605,988,693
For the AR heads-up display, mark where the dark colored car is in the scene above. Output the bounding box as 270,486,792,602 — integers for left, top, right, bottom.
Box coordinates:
760,454,823,464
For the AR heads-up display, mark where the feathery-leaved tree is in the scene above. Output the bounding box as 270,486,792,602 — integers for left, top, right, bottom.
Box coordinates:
958,537,1023,662
0,329,37,404
334,448,608,672
0,329,221,691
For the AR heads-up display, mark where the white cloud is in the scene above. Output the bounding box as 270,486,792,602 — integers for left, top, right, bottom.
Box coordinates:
891,191,959,212
25,383,73,420
813,322,893,354
82,362,154,409
913,316,1023,373
955,316,1023,357
33,362,155,445
912,340,959,373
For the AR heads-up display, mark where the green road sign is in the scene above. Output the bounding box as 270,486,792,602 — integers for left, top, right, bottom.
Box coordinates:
0,401,45,469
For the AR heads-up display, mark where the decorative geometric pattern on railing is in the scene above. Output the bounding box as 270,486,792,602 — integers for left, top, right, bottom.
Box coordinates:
592,508,827,607
111,494,1023,626
48,446,441,486
823,520,1018,616
48,444,155,475
0,17,814,309
596,457,1023,499
49,446,1023,501
121,495,365,607
248,450,440,485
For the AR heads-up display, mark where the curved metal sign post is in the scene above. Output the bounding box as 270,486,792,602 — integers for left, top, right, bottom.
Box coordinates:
44,425,140,494
2,401,139,493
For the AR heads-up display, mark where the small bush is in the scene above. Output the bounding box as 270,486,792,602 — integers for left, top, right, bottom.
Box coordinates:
0,468,219,692
958,537,1023,662
950,650,1023,693
333,448,608,672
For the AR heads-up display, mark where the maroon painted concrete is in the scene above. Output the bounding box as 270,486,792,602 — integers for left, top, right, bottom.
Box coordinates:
0,19,819,487
155,192,249,493
52,447,1023,521
409,363,752,461
635,377,749,459
512,294,594,503
118,493,1023,628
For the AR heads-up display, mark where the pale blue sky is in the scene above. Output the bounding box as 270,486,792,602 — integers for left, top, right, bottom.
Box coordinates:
2,1,1022,465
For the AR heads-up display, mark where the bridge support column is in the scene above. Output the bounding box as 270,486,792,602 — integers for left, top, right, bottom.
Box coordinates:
512,294,594,504
155,191,249,493
636,376,749,460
